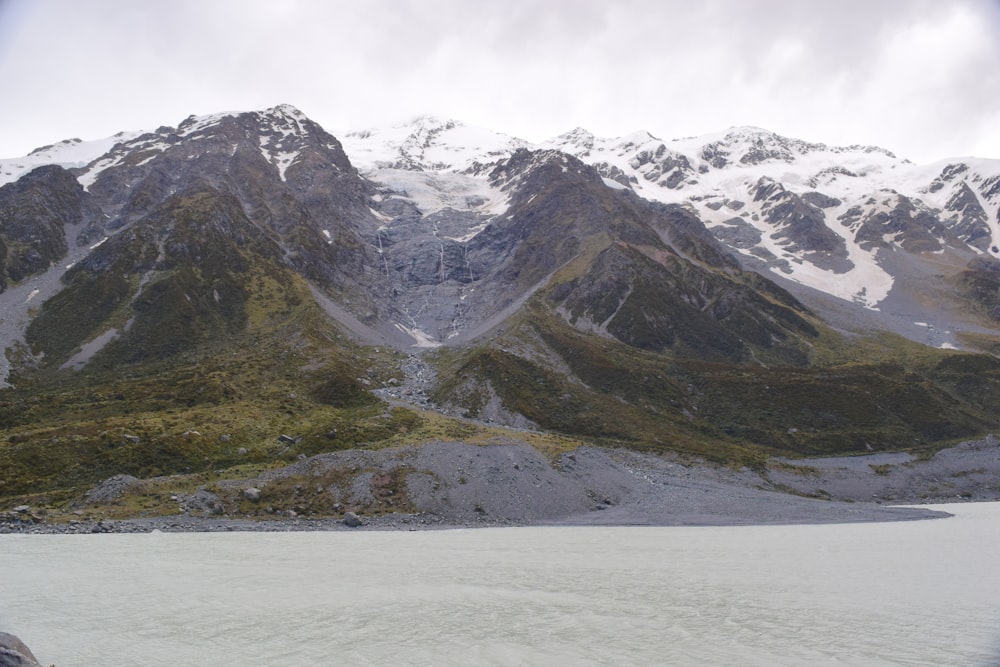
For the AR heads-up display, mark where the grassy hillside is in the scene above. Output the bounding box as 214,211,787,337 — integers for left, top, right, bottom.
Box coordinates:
431,290,1000,462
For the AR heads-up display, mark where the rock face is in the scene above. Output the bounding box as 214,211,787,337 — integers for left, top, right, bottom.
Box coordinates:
945,181,992,251
0,164,96,290
0,106,386,377
958,256,1000,320
750,177,851,272
549,240,816,363
0,633,43,667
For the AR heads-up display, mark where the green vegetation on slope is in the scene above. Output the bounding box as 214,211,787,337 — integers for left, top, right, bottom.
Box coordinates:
432,289,1000,462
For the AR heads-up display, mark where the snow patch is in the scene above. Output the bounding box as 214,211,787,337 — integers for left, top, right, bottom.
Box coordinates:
176,110,240,137
445,223,490,244
367,168,509,221
341,117,527,173
394,323,441,348
0,131,143,187
258,135,301,182
134,153,159,168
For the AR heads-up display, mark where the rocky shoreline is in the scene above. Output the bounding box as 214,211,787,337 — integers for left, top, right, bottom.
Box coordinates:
5,436,998,535
0,512,520,535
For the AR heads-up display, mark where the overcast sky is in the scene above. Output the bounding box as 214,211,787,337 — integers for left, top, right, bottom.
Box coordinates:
1,0,998,164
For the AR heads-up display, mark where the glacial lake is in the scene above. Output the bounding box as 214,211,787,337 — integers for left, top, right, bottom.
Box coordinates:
2,503,999,666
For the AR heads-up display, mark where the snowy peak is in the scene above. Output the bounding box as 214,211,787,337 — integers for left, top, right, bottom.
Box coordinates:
698,126,828,167
0,131,143,187
174,103,311,137
544,129,696,193
341,115,464,171
486,148,603,198
74,104,354,192
666,126,899,173
0,104,345,191
341,117,527,173
551,127,597,152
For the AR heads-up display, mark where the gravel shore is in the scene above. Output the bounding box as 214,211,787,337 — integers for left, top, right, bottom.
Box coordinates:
7,435,996,534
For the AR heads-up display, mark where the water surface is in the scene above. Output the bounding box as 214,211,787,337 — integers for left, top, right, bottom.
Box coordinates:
2,503,999,666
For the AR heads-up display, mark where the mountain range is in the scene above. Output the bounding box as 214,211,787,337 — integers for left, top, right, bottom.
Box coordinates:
2,104,999,513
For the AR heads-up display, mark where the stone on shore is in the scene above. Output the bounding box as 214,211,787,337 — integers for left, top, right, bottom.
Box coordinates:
182,489,225,516
342,511,362,527
0,632,43,667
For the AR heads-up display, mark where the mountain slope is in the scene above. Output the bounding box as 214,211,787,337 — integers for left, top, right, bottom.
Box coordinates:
2,106,1000,513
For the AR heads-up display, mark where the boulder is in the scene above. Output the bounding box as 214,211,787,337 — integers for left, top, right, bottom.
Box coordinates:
342,511,362,527
243,487,261,501
0,633,43,667
182,489,224,515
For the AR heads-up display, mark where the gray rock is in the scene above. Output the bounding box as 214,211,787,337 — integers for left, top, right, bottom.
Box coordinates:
77,474,145,506
182,489,224,516
243,487,261,501
342,511,362,527
0,632,43,667
710,217,761,249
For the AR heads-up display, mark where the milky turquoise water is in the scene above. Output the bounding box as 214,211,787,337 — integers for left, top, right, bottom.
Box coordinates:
2,503,999,666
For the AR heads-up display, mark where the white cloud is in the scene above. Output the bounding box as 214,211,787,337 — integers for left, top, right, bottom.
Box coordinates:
0,0,998,163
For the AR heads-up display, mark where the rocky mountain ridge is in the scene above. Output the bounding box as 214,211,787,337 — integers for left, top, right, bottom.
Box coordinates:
6,109,1000,348
2,106,829,359
342,116,1000,348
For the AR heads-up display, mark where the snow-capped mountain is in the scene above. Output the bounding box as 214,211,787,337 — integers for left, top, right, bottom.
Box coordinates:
0,132,144,187
4,108,1000,355
341,116,1000,347
0,105,839,374
4,105,1000,503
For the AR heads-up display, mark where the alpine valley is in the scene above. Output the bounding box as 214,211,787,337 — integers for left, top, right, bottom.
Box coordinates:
2,104,999,528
